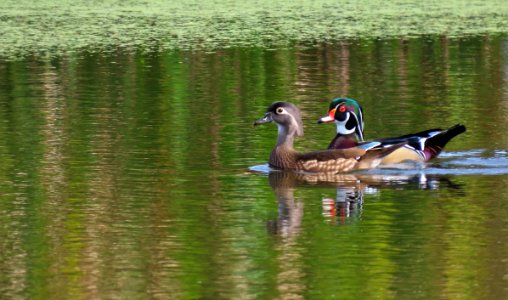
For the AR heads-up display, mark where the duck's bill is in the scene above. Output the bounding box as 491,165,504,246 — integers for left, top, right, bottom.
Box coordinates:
254,113,272,126
317,108,336,124
317,114,334,124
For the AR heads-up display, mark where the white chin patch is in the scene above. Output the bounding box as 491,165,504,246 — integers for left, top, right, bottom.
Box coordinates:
335,115,355,135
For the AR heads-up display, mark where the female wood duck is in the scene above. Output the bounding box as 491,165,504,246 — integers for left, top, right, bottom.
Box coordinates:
318,97,466,164
254,102,406,173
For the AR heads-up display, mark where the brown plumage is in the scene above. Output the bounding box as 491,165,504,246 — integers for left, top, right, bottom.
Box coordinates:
254,102,405,174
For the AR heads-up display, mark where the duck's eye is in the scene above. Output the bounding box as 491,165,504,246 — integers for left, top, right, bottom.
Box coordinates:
338,105,347,113
276,107,284,114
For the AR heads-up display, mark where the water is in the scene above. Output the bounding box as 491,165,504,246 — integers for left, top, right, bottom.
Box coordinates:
1,36,508,299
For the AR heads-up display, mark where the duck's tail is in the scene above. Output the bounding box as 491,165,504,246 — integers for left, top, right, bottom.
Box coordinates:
425,124,466,160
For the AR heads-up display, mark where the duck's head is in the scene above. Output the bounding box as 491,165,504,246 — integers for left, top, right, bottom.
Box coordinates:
318,97,364,141
254,101,304,140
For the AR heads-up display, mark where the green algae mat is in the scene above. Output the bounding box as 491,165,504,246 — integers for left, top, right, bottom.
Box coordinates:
1,0,508,59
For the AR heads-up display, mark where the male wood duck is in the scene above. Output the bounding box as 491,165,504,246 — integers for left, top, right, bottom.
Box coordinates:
318,97,466,164
254,102,406,173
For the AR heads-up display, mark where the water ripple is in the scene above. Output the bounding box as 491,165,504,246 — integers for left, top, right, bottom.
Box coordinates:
250,149,508,178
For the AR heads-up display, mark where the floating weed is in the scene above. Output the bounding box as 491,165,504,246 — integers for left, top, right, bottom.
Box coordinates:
0,0,507,60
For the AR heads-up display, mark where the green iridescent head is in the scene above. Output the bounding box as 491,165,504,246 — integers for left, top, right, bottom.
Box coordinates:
318,97,365,141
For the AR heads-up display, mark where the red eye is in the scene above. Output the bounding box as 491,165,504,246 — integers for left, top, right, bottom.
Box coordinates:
338,106,347,113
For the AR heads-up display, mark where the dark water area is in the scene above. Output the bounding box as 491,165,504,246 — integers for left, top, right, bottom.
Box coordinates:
1,35,508,299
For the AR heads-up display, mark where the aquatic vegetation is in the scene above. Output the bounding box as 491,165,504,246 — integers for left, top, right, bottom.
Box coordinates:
0,0,507,59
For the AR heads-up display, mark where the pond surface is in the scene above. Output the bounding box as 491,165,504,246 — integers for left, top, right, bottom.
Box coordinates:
1,36,508,299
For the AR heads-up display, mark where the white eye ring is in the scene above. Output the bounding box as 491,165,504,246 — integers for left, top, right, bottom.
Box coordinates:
276,107,284,114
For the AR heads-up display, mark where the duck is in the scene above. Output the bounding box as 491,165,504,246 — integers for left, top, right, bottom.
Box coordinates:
317,97,466,163
254,101,406,173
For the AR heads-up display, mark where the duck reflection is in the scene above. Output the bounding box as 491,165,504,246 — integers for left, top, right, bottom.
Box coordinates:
267,171,366,233
265,170,462,231
266,171,304,238
262,169,462,299
322,188,363,224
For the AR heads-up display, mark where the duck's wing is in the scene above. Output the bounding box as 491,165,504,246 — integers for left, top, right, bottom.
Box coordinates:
363,124,466,161
297,142,406,173
296,148,366,173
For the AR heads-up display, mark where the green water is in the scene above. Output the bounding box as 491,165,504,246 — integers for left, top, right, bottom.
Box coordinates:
1,2,508,298
1,36,508,299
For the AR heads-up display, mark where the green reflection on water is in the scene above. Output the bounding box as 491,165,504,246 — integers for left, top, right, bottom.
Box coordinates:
0,36,507,299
